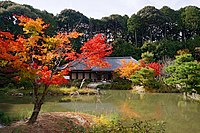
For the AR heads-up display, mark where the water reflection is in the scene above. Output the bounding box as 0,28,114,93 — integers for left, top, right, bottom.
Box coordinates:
139,93,145,100
0,91,200,133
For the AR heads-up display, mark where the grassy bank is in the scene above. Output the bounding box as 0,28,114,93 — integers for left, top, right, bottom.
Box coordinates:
0,112,165,133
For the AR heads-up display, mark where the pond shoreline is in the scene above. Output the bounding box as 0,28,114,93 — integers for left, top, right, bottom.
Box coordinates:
0,91,200,133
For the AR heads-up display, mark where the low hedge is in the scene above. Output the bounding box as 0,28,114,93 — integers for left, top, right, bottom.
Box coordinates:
97,78,132,90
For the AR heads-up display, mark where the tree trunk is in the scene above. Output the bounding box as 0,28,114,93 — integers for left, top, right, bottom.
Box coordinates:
27,85,49,124
150,30,153,42
27,101,42,124
164,24,167,39
141,33,144,45
135,30,137,47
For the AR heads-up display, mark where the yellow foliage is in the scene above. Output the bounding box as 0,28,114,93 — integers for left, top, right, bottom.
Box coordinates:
18,16,49,35
115,60,139,79
0,60,8,67
93,115,110,125
177,49,190,55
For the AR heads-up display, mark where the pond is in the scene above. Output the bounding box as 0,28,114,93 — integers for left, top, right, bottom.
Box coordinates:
0,90,200,133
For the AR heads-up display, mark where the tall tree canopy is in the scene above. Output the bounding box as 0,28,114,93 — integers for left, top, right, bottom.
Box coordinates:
56,9,89,33
137,6,167,42
0,1,57,36
101,14,128,40
160,6,181,40
1,1,200,61
127,14,142,46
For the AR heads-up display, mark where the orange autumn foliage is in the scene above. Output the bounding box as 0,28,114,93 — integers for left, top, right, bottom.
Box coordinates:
115,59,163,79
115,60,139,79
18,15,49,35
0,15,112,86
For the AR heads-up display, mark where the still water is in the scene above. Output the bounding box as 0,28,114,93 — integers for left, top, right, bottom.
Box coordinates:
0,90,200,133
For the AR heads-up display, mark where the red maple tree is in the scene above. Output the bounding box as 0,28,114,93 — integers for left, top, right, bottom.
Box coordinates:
147,62,163,76
0,16,112,124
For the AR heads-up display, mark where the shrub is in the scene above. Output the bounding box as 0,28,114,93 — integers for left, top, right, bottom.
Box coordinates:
0,111,12,125
111,83,132,90
16,79,33,89
131,68,161,89
65,118,86,133
0,76,13,88
96,78,132,90
0,87,10,95
90,117,166,133
111,78,132,90
164,54,200,93
66,79,82,88
96,84,112,90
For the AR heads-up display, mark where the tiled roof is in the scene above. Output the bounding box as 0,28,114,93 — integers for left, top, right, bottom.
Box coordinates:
69,56,138,71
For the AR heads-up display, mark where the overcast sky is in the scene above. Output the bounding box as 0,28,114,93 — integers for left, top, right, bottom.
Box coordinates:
6,0,200,19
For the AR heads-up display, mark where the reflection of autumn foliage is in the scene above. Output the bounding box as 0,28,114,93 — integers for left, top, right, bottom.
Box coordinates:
119,102,140,118
150,105,162,120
